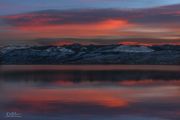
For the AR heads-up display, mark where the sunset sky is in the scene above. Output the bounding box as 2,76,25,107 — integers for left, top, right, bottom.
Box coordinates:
0,0,180,45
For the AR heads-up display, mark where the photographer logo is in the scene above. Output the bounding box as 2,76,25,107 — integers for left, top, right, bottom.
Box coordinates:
5,112,22,118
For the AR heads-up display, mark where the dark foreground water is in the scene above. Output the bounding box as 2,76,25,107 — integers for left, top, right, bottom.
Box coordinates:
0,65,180,120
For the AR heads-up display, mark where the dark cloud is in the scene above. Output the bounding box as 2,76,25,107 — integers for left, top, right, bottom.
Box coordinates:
1,4,180,27
0,4,179,45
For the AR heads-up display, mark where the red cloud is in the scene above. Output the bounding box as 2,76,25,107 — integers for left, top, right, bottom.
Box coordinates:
15,19,130,37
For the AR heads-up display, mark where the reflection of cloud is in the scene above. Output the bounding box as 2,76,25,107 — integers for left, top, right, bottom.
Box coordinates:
1,69,180,120
17,89,128,108
1,82,180,119
119,80,180,86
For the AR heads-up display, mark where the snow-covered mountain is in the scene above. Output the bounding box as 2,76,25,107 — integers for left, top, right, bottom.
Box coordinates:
0,44,180,64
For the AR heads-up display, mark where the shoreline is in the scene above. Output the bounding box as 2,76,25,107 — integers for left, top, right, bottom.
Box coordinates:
0,65,180,72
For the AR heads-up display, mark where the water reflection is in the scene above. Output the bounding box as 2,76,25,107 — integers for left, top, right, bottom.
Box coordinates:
0,66,180,120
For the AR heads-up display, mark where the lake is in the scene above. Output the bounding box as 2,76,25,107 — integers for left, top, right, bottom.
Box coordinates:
0,65,180,120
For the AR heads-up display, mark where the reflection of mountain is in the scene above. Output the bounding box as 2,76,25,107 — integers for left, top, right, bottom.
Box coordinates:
1,70,180,82
1,44,180,64
1,70,180,120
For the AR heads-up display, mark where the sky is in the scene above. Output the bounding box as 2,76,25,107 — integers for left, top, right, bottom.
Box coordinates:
0,0,180,45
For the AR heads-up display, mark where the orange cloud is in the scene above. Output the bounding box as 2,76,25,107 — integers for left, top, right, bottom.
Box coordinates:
119,41,152,46
16,19,130,37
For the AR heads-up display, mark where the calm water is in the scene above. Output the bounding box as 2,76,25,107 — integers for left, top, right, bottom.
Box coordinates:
0,65,180,120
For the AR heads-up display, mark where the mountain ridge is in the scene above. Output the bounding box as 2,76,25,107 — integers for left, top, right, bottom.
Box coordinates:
1,44,180,65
